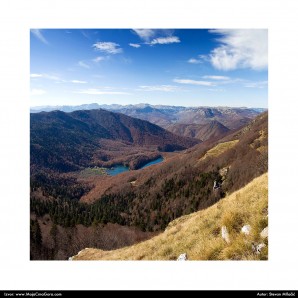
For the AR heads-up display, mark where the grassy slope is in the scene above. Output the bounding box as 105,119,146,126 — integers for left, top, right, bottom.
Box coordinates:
201,139,239,160
73,172,268,261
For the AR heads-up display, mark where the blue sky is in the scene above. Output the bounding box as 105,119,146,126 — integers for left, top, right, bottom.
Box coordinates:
30,29,268,107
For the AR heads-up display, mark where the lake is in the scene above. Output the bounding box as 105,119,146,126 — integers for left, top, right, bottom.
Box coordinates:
139,156,164,169
106,156,164,176
106,165,129,176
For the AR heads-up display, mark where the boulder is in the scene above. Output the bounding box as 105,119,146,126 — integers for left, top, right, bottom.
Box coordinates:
241,225,251,235
177,253,188,261
221,226,230,243
260,226,268,239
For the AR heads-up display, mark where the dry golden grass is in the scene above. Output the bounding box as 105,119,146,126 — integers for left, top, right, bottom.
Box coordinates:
72,172,268,261
200,140,239,160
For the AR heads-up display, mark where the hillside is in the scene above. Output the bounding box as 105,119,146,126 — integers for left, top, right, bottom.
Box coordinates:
71,172,268,260
79,111,268,216
167,120,230,141
30,111,267,260
30,109,199,173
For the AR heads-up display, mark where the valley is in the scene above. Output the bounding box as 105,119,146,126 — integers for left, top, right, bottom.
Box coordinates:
78,156,164,177
30,107,268,260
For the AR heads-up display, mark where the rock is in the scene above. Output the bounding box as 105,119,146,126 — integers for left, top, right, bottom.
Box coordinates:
177,253,188,261
260,226,268,239
241,225,251,235
256,243,266,254
221,226,230,243
252,242,266,254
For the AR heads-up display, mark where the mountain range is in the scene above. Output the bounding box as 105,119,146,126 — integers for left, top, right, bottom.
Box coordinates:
31,103,266,129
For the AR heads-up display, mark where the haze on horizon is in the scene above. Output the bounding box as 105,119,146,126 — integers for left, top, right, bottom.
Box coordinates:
30,29,268,108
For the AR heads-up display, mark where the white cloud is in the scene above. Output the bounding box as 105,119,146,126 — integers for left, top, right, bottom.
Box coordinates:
138,85,178,92
93,56,105,63
75,89,130,95
30,73,62,81
30,73,43,78
148,36,180,45
132,29,155,41
202,75,230,80
44,74,61,81
244,80,268,88
173,79,214,86
208,88,225,92
31,29,48,45
31,89,46,96
70,80,87,84
30,74,88,84
129,43,141,48
78,61,90,69
93,42,122,54
209,29,268,71
188,58,202,64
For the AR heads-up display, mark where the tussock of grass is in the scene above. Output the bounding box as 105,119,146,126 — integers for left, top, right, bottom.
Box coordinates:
73,172,268,261
201,140,239,160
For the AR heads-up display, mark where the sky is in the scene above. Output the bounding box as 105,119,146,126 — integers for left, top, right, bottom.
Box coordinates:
30,29,268,108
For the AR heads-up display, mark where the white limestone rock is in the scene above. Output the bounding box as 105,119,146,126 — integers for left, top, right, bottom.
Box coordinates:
260,227,268,239
177,253,188,261
221,226,230,243
241,225,251,235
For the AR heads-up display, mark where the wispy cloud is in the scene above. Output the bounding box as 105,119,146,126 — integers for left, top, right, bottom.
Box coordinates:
31,29,48,45
81,30,90,39
93,42,122,54
208,88,225,92
148,36,180,45
173,79,214,86
93,56,106,63
30,89,46,96
129,43,141,48
133,29,180,46
75,89,130,95
244,80,268,88
30,73,62,81
132,29,155,41
202,75,230,80
188,58,202,64
70,80,87,84
78,61,90,69
30,73,43,78
209,29,268,71
138,85,178,92
30,73,88,84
